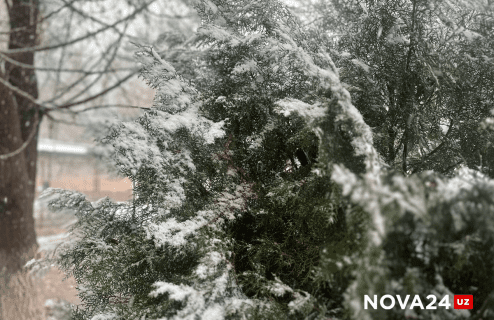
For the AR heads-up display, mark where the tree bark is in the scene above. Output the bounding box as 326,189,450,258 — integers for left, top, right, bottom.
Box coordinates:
0,0,40,276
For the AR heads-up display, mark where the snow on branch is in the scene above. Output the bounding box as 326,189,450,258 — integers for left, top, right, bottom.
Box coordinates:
274,98,326,122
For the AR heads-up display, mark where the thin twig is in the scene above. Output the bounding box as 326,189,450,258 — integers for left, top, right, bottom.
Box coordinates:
53,71,138,110
72,104,151,113
45,116,85,127
0,52,133,73
0,0,156,55
60,0,127,38
43,52,118,104
0,70,138,113
54,22,130,104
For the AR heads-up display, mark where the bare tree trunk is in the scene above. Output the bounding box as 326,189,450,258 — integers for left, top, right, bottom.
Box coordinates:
0,0,40,276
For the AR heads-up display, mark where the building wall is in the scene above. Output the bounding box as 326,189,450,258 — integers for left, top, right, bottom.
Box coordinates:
36,152,133,202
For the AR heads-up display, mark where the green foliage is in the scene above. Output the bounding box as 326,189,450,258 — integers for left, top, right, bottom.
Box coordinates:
336,166,494,319
41,190,200,319
318,0,494,175
229,176,366,318
37,1,494,320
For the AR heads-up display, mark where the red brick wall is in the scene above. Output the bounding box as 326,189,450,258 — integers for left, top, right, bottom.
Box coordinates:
36,153,132,202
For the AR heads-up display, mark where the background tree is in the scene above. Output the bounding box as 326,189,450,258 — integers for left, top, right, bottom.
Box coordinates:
0,0,197,276
312,0,494,176
1,0,42,276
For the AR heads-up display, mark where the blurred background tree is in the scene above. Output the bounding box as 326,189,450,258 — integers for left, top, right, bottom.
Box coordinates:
0,0,197,277
298,0,494,176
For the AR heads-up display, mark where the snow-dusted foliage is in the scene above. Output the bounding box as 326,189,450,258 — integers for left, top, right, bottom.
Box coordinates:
43,0,353,318
40,0,494,319
332,163,494,319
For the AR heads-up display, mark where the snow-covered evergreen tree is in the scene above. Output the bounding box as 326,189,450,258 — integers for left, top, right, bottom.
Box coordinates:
35,1,494,319
38,0,363,318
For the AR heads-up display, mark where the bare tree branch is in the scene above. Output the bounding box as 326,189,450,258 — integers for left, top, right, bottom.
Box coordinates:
60,0,128,38
53,9,75,99
0,69,138,112
52,21,131,104
0,0,156,55
44,116,86,127
52,71,138,110
0,0,79,36
72,104,151,113
0,51,133,73
44,49,124,104
39,0,77,22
